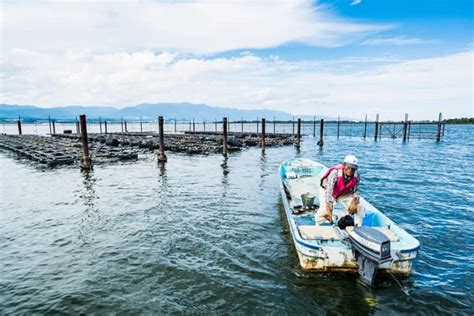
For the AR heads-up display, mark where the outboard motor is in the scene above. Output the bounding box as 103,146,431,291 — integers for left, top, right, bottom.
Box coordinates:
348,226,392,286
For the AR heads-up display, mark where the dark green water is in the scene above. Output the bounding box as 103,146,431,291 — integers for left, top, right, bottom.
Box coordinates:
1,125,473,315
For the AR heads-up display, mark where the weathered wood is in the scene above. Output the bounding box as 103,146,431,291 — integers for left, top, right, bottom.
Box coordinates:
17,120,22,135
374,114,379,141
193,118,195,132
408,120,411,140
317,119,324,147
436,113,443,142
403,113,409,141
124,121,128,132
104,121,108,134
79,114,92,169
261,118,266,151
139,117,143,133
156,116,167,162
223,117,228,156
296,118,301,148
48,116,52,134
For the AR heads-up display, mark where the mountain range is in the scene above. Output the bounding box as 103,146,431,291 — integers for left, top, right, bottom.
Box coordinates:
0,103,335,121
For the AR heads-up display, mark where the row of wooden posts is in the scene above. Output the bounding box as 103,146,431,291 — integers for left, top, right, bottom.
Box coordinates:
12,113,445,170
75,114,445,170
14,113,445,140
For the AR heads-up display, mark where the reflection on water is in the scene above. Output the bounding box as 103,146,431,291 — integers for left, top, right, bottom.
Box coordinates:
0,125,473,314
78,169,101,245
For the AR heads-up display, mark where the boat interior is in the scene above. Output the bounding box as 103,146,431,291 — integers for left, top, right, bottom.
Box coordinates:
281,160,418,250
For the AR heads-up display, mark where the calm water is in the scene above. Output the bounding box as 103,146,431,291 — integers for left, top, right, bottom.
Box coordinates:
1,125,473,315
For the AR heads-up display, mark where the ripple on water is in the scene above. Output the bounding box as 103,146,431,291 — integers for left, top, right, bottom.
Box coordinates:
0,125,473,314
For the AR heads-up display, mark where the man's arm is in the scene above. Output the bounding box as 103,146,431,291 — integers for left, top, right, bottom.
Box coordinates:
349,175,360,215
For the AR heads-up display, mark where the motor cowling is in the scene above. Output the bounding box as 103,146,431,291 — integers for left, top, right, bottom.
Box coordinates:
348,226,392,286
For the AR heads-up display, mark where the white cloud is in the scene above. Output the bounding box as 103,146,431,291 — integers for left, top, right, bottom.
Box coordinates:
350,0,362,6
360,36,436,46
1,0,391,54
1,49,472,120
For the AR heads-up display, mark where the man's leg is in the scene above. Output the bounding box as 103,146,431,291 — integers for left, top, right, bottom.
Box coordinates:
316,188,329,224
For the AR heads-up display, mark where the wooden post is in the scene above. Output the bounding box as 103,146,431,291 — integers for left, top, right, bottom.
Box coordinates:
174,118,177,133
48,116,52,134
104,121,108,134
261,118,266,151
403,113,409,141
203,119,206,132
442,122,446,137
98,117,101,133
273,116,276,134
140,117,143,133
363,115,368,139
124,121,128,132
337,115,340,139
313,116,316,137
189,120,191,131
76,118,80,134
317,119,324,147
121,117,124,132
436,112,442,142
292,117,295,135
17,118,22,135
52,120,56,134
79,114,92,170
223,117,228,156
296,118,301,148
241,117,244,133
192,118,195,132
408,120,411,140
374,114,379,141
156,116,167,162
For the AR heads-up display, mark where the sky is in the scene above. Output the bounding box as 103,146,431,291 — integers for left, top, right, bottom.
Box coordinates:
0,0,473,120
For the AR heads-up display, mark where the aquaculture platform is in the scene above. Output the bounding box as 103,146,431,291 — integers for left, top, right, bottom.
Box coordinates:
0,131,296,165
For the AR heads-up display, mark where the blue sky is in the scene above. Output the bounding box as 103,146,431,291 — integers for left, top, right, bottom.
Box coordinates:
1,0,472,119
214,0,473,61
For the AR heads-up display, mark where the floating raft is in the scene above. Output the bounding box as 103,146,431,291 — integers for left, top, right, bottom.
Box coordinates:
0,134,138,165
0,131,296,165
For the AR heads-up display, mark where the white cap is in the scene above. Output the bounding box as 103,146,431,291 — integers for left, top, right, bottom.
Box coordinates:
344,154,358,169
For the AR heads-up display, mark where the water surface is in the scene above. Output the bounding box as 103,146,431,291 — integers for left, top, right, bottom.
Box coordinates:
1,125,472,314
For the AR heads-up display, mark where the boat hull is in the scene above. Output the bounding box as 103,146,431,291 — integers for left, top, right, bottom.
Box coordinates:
279,158,419,276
